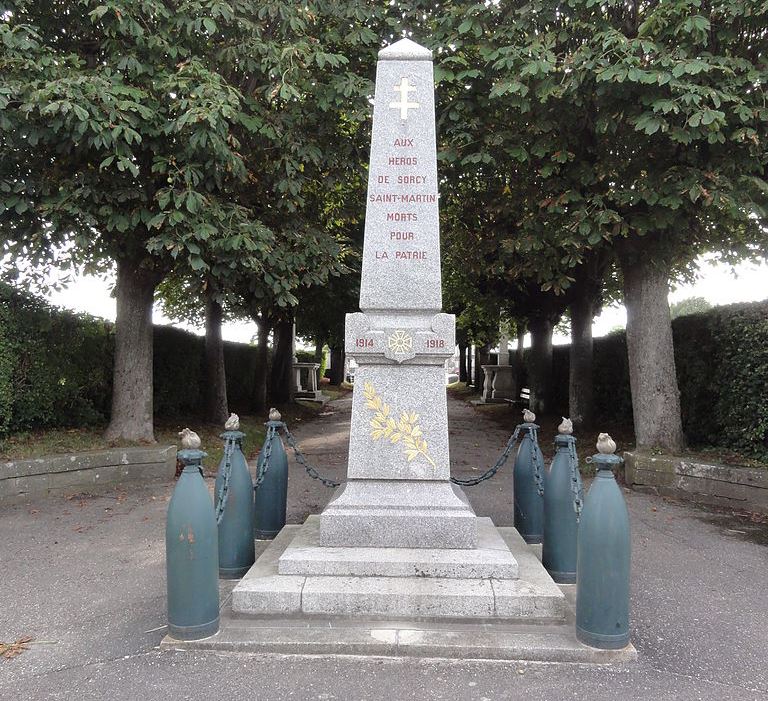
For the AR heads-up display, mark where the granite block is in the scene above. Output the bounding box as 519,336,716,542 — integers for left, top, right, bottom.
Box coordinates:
231,526,304,615
301,575,496,618
319,480,477,549
358,40,441,311
279,516,518,579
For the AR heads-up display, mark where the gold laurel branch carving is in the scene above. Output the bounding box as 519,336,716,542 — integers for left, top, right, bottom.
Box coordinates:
362,382,436,468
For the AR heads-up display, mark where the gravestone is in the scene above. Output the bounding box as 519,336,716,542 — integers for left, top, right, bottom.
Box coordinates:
319,37,475,549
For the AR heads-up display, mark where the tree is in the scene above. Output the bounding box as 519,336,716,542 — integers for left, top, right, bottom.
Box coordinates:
1,2,273,440
156,273,234,424
1,1,378,438
429,1,768,450
565,252,614,429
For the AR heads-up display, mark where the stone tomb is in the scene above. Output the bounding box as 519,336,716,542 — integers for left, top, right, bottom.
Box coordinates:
227,38,568,624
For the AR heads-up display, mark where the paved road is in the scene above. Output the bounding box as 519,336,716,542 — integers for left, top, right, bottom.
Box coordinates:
1,396,767,700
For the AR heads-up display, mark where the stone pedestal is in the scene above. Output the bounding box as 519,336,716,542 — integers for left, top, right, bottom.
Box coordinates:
231,517,567,621
476,364,517,403
293,362,325,402
492,364,517,400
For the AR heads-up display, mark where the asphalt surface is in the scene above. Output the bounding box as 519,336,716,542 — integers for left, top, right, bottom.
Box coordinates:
1,396,767,700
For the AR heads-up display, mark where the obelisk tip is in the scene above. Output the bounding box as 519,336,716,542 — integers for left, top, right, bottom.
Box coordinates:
379,37,432,61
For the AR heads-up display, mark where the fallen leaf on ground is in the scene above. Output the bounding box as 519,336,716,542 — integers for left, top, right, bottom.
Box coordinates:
0,636,33,660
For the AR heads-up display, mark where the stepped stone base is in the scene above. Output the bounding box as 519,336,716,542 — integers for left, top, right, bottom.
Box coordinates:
279,517,517,579
231,520,567,621
163,525,636,663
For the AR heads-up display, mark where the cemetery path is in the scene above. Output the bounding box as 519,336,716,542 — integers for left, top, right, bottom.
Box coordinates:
1,394,767,700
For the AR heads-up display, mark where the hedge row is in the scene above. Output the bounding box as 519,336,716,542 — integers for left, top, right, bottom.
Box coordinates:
0,284,261,437
543,300,768,459
3,284,766,457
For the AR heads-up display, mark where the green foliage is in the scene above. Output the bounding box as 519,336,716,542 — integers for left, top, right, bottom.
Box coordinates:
430,0,767,341
670,295,712,319
294,350,316,364
676,303,768,458
0,0,367,311
546,301,768,459
0,284,261,436
0,283,113,435
152,327,205,417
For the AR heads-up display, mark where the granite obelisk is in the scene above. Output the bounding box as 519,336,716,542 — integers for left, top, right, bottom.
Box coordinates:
229,40,570,630
319,38,477,549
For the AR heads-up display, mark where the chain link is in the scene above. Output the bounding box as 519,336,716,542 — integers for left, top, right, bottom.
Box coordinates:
214,436,236,525
282,425,341,488
450,425,522,486
253,419,552,494
254,422,280,490
565,436,583,519
255,420,341,489
528,425,545,496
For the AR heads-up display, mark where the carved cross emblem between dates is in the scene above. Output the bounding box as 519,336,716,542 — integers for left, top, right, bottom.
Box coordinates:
389,77,419,120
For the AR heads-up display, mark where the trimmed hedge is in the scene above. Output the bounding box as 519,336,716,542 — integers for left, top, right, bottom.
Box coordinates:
0,284,261,437
544,300,768,459
295,348,328,379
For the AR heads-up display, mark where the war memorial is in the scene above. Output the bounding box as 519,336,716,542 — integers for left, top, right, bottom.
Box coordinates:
160,39,635,663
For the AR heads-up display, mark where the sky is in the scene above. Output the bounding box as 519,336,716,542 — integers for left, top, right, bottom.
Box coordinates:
40,254,768,348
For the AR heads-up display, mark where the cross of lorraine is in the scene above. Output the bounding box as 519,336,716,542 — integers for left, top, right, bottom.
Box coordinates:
390,77,419,120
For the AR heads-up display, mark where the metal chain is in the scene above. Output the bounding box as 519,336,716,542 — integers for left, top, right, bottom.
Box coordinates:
565,435,583,520
214,436,235,525
529,425,545,496
254,419,547,493
254,423,279,490
450,425,522,486
281,425,341,488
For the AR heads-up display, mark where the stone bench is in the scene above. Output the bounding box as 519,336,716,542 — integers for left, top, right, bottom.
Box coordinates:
1,445,177,504
501,387,530,408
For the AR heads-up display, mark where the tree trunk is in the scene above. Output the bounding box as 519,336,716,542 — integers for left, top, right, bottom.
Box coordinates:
104,255,158,443
252,317,270,413
528,317,554,415
466,344,473,385
515,327,525,393
314,338,325,386
620,255,685,452
204,294,228,425
458,343,468,383
268,318,294,405
473,343,490,389
328,344,345,385
569,292,594,431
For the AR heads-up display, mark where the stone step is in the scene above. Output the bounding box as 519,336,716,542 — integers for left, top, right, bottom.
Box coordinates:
231,524,567,622
278,516,518,579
